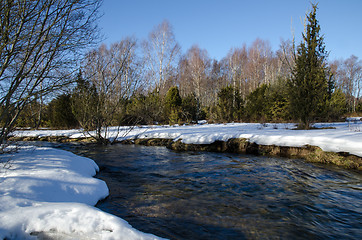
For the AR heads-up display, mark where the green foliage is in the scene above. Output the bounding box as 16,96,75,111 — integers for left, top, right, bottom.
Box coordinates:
164,86,182,124
47,94,78,129
216,86,244,122
124,96,146,125
169,109,182,125
180,93,198,123
326,88,347,120
288,3,330,129
244,82,290,122
268,78,290,121
268,91,289,122
164,86,182,111
245,84,269,122
126,90,165,125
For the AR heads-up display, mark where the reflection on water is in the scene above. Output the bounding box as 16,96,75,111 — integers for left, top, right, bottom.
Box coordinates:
58,143,361,240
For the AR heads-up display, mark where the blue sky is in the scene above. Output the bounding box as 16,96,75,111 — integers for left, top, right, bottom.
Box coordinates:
98,0,362,61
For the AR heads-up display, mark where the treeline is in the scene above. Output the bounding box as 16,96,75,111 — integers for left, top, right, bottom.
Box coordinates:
17,79,352,129
13,4,362,133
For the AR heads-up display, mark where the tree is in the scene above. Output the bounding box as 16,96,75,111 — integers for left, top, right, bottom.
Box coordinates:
333,55,362,112
245,84,269,122
143,20,181,95
47,94,78,129
180,93,198,123
217,86,243,122
177,45,211,120
164,86,182,124
277,39,296,79
126,91,164,125
15,99,43,128
267,77,290,121
246,39,274,90
288,4,330,129
224,46,248,100
326,88,347,120
0,0,101,143
73,39,139,144
71,70,99,132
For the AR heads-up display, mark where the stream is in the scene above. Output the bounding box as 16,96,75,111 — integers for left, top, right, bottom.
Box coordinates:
54,142,361,239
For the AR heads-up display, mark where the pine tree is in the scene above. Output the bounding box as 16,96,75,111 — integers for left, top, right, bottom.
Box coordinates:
288,4,330,129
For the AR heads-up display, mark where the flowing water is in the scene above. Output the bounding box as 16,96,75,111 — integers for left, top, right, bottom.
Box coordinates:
56,143,361,240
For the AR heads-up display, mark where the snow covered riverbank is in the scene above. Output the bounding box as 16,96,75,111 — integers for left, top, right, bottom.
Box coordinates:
13,122,362,158
0,146,163,240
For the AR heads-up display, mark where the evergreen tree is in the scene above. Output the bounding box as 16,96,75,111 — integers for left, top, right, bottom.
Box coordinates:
245,84,269,122
327,88,347,120
181,93,198,123
145,90,166,124
268,77,290,122
288,4,330,129
127,90,166,125
217,86,243,122
47,94,78,129
164,86,182,124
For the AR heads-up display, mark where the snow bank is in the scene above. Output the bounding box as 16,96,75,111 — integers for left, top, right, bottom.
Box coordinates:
13,122,362,157
0,146,163,240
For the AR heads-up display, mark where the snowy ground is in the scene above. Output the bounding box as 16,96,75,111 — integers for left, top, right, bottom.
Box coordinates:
0,146,164,240
14,121,362,157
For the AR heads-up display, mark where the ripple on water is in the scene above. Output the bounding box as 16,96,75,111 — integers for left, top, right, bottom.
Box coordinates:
55,143,362,240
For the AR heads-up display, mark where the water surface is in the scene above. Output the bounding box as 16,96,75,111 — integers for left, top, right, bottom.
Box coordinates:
58,143,362,240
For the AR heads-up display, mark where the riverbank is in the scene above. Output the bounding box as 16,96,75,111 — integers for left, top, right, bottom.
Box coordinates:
10,122,362,170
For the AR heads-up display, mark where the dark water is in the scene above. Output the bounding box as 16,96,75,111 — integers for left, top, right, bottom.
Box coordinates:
56,143,361,240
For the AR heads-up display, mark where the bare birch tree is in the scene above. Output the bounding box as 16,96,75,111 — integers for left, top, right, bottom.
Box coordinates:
224,46,248,100
277,39,296,79
333,55,362,112
142,20,181,95
177,45,211,120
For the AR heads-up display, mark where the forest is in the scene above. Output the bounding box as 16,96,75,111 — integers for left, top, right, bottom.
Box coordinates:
2,1,362,143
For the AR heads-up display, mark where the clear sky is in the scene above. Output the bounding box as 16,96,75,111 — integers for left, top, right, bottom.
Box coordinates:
98,0,362,61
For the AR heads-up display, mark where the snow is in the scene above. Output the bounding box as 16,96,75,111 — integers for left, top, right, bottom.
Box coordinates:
346,117,362,121
13,122,362,157
0,146,164,240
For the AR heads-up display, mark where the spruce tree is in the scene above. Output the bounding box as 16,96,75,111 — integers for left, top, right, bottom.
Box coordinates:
288,4,329,129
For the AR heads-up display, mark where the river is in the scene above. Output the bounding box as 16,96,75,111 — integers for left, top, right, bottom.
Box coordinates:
55,142,361,240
